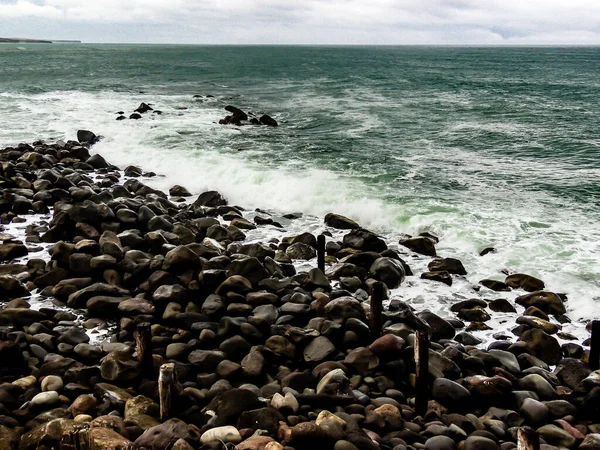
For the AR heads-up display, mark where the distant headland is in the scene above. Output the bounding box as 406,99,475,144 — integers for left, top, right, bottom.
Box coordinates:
0,37,81,43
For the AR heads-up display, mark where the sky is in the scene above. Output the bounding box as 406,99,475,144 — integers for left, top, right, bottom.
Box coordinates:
1,0,600,45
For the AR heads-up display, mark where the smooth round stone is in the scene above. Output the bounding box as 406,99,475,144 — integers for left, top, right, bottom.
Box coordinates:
74,414,93,423
425,435,456,450
13,376,37,389
31,391,60,407
200,426,242,445
334,441,360,450
41,375,63,392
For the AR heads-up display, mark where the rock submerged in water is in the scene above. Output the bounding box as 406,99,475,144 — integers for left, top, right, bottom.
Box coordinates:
218,105,279,127
76,129,99,146
260,114,278,126
135,102,153,113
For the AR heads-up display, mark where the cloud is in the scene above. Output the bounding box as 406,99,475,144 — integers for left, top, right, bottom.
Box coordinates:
0,0,62,19
1,0,600,44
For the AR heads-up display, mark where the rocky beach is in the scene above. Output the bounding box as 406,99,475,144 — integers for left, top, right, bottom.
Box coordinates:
0,131,599,450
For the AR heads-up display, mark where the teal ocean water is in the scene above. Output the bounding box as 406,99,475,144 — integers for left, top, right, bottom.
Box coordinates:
1,44,599,334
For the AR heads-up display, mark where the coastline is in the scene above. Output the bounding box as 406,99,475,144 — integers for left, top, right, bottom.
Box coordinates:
0,134,598,449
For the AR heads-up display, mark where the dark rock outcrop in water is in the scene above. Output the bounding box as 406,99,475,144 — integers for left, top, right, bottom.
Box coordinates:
218,105,279,127
77,129,99,146
0,136,597,450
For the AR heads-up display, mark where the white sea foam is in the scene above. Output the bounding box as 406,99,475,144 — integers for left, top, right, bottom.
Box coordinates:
0,88,598,346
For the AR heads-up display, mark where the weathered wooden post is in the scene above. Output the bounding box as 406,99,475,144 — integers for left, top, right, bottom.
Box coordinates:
159,363,177,421
135,322,152,372
415,329,429,417
317,234,326,272
590,320,600,371
370,282,386,341
518,427,540,450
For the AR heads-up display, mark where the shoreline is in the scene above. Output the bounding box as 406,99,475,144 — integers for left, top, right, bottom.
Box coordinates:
0,134,598,449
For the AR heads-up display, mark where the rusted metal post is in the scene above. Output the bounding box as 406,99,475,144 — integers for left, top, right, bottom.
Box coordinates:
317,234,325,272
159,363,176,421
370,282,385,341
518,428,540,450
415,330,429,417
135,322,152,373
590,320,600,371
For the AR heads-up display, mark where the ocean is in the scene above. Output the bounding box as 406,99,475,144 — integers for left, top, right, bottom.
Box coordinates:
1,44,599,341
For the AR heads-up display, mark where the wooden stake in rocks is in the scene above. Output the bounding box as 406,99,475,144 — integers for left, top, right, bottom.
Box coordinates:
317,234,326,272
590,320,600,371
370,281,386,341
159,363,177,421
518,427,540,450
135,322,152,372
414,329,429,417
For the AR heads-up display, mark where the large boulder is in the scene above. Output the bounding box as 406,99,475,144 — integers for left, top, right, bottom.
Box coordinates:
0,243,28,260
134,418,199,449
369,257,405,289
505,273,545,292
259,114,278,126
399,236,436,256
0,275,29,300
77,129,99,145
324,213,360,230
515,291,566,316
519,328,562,365
225,105,248,121
428,257,466,275
193,190,227,207
343,228,387,252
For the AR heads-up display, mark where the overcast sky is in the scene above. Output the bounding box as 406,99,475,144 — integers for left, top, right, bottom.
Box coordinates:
1,0,600,45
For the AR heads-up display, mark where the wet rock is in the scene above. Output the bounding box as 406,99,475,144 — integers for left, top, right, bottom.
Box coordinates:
325,213,360,230
100,351,140,381
418,310,455,340
193,190,227,207
519,328,562,365
432,378,471,405
77,130,99,145
286,242,317,260
488,299,516,313
479,279,511,291
428,258,467,275
304,336,336,362
369,257,405,289
425,435,456,450
0,275,29,300
343,228,387,252
225,105,248,120
399,236,436,256
519,397,549,425
163,245,201,272
515,291,566,316
519,374,556,400
87,427,133,450
134,418,197,449
0,242,28,260
135,102,153,113
324,296,366,320
463,436,499,450
505,273,545,292
206,388,262,423
169,185,192,197
537,424,577,448
259,114,278,126
421,270,452,286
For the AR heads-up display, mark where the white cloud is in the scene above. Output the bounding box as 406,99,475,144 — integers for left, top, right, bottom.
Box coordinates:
0,0,62,19
1,0,600,43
